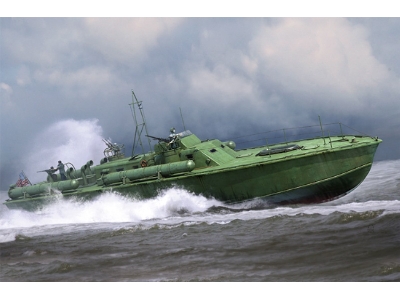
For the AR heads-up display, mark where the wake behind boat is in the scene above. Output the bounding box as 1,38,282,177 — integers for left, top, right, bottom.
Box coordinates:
4,91,382,211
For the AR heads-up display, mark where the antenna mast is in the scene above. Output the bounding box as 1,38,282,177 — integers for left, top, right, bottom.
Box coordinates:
179,107,187,131
129,90,152,156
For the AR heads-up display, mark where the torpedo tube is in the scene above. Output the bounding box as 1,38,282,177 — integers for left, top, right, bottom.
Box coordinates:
8,179,80,199
101,160,195,185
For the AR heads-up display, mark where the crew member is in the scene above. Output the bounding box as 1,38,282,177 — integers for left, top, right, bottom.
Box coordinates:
169,127,178,149
56,160,67,180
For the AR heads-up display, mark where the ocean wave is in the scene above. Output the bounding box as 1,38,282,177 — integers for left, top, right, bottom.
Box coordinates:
1,186,399,243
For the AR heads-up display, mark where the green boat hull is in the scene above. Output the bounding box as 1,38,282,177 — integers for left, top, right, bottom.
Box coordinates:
5,134,380,211
114,140,378,204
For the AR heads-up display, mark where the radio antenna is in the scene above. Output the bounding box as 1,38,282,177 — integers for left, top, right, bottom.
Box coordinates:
129,90,152,156
179,107,187,131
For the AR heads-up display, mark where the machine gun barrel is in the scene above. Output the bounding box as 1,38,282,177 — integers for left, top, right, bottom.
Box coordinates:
102,138,114,148
37,169,57,174
146,135,169,143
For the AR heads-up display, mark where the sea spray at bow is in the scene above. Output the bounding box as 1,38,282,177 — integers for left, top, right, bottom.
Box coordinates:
20,119,106,184
1,186,399,244
0,188,220,242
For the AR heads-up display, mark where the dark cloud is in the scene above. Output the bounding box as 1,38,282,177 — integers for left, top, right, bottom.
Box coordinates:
1,18,399,189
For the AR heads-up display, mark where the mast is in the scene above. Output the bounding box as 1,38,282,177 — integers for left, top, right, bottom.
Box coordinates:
179,107,187,131
129,90,152,156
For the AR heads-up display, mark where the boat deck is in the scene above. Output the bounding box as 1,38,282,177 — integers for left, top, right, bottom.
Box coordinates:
192,135,381,173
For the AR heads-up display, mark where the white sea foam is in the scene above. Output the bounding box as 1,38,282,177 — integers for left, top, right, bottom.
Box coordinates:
0,188,221,242
21,119,106,184
1,187,399,244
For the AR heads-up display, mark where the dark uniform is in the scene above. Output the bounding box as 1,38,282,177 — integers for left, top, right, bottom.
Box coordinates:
57,161,67,180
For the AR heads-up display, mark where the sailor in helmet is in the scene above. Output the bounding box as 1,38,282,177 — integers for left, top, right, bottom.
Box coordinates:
169,127,178,149
56,160,67,180
169,127,176,138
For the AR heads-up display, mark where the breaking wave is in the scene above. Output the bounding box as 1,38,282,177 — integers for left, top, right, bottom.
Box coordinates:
1,186,399,243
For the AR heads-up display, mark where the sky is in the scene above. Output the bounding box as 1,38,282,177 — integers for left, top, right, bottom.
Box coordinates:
1,5,400,189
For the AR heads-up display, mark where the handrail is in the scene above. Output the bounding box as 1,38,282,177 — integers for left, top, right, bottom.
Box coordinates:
231,122,372,148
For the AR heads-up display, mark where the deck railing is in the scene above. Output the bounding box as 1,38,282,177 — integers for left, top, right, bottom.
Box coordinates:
233,122,372,149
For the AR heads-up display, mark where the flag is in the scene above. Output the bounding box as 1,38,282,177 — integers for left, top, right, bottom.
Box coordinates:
16,171,31,187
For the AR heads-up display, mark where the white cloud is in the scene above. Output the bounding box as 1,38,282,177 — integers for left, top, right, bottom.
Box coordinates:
2,18,184,93
0,82,13,107
33,66,114,88
187,64,255,104
249,18,397,108
0,82,12,94
83,18,183,63
24,119,105,183
16,65,32,86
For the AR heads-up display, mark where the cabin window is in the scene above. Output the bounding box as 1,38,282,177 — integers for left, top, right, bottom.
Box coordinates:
209,148,217,153
186,154,194,159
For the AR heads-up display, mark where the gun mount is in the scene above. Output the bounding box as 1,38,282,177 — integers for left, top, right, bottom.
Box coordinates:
103,138,125,160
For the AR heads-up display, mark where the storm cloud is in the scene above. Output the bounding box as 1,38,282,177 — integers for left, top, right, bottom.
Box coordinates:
1,17,399,189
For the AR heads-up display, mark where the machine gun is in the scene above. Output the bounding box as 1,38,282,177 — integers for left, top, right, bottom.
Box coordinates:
37,168,57,175
103,138,124,157
145,135,170,143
